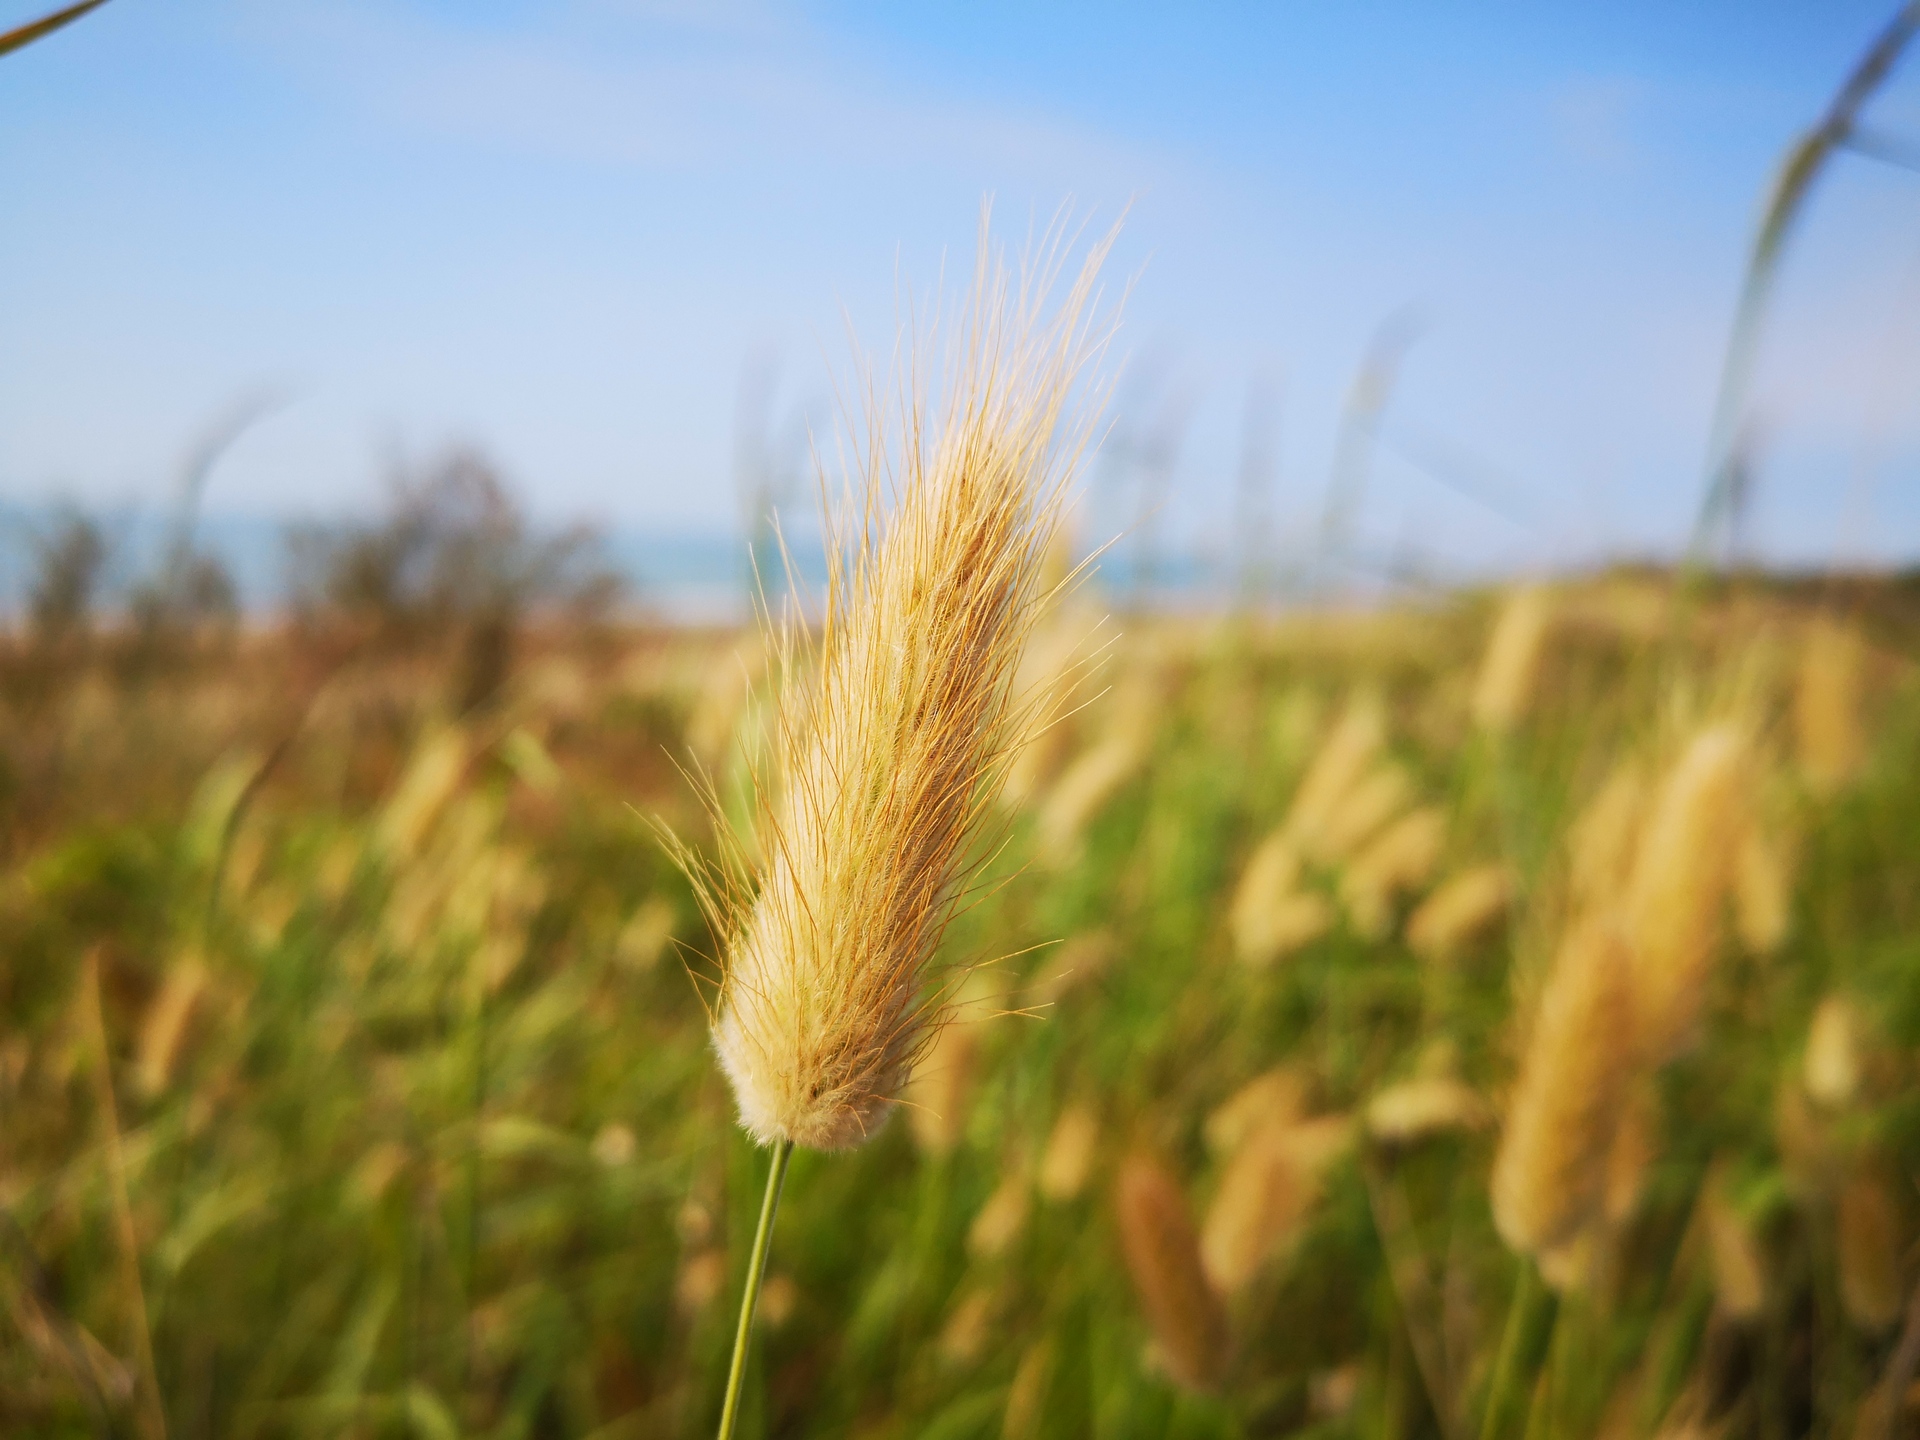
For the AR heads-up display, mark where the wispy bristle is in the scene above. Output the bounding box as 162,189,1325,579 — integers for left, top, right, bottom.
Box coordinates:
690,225,1114,1150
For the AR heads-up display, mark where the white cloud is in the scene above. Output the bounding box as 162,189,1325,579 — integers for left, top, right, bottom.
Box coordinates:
238,0,1169,190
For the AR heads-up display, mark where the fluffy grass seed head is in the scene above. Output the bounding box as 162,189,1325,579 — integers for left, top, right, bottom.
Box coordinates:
1406,863,1512,965
1339,803,1446,939
1038,1101,1102,1201
1794,615,1868,796
1803,993,1866,1108
1472,584,1554,733
1491,917,1636,1256
1200,1115,1352,1294
686,229,1113,1151
1624,723,1748,1062
1205,1065,1312,1157
1114,1152,1228,1392
1285,697,1386,853
1733,820,1793,957
1230,831,1335,967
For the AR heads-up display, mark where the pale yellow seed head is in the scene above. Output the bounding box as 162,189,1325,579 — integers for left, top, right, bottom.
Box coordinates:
1285,698,1386,853
1253,894,1336,966
1491,918,1635,1256
1568,761,1646,912
695,235,1113,1151
1365,1075,1488,1144
1405,864,1511,965
1602,1081,1660,1227
1472,584,1554,733
1339,804,1446,939
1803,994,1864,1108
1113,1153,1228,1393
1003,1338,1056,1440
1794,615,1868,797
1204,1065,1311,1157
1038,1102,1101,1201
938,1286,999,1367
134,958,210,1099
1200,1115,1353,1295
1035,734,1147,865
1733,822,1793,957
1230,828,1335,966
968,1172,1032,1259
904,968,1007,1155
1624,724,1748,1062
1312,764,1413,864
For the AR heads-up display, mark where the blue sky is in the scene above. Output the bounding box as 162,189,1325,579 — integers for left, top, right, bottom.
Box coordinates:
5,0,1920,578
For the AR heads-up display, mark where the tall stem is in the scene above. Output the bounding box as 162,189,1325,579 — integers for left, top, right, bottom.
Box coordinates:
716,1138,793,1440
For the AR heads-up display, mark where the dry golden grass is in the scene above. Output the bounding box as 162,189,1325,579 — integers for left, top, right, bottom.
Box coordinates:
1200,1115,1352,1295
1113,1153,1227,1393
1405,863,1511,965
1491,918,1636,1256
684,233,1112,1150
1625,723,1749,1062
1795,615,1868,796
1472,584,1554,733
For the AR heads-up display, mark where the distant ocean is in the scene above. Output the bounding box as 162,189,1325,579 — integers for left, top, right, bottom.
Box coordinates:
0,506,1235,625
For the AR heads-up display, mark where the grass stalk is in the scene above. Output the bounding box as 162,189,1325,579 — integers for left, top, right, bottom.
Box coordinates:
716,1138,794,1440
80,952,167,1440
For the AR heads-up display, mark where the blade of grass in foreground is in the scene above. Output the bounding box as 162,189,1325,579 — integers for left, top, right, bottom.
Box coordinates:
0,0,112,57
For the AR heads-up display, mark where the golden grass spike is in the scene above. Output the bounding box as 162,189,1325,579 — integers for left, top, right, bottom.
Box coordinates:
1625,724,1748,1061
1803,994,1864,1107
1365,1075,1488,1144
1204,1064,1311,1157
1311,763,1411,864
1405,863,1511,965
696,226,1113,1151
1037,1102,1100,1201
1113,1152,1227,1392
1490,918,1635,1256
1285,696,1385,851
1568,761,1647,910
1602,1080,1659,1226
1733,821,1793,956
1339,803,1445,939
1794,615,1868,796
1200,1115,1350,1294
1472,584,1553,733
1230,831,1331,967
968,1172,1032,1259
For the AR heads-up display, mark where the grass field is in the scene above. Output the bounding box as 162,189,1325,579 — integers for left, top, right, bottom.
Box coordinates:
0,570,1915,1439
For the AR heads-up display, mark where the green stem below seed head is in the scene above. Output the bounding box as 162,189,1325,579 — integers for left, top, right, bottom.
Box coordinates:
716,1138,793,1440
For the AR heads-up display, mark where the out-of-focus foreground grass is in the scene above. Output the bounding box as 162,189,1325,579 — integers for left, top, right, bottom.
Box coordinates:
0,571,1916,1440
